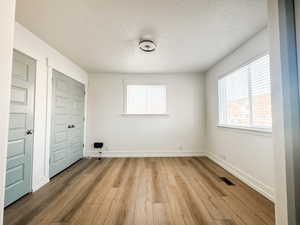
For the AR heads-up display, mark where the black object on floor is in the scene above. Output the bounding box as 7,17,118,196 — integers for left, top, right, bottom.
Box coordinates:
94,142,103,149
219,177,235,186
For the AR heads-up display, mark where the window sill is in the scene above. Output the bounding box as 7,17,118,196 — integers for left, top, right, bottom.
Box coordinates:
217,124,272,135
121,113,169,117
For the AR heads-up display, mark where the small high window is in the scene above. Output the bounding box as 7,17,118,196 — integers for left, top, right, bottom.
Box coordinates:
125,85,167,115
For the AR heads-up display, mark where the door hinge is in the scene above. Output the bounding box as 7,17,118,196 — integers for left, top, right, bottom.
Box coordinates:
83,144,85,148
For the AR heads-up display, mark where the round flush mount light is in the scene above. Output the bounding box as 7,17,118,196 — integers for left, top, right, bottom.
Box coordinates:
139,40,156,52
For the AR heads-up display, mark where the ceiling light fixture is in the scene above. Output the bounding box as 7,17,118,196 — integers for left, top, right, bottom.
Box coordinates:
139,40,156,52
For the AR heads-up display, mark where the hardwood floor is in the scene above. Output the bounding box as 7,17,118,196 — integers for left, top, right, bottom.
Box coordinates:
4,157,275,225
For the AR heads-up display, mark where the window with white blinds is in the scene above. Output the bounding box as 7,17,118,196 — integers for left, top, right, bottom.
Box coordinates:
125,85,167,114
218,54,272,131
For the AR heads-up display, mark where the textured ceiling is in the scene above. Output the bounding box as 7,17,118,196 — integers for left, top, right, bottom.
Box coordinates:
16,0,268,73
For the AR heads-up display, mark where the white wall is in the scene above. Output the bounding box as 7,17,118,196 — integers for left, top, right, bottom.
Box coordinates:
0,1,16,224
204,28,275,200
13,23,88,191
86,73,205,157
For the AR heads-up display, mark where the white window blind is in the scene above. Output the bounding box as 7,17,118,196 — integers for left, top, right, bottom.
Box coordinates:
126,85,167,114
218,54,272,130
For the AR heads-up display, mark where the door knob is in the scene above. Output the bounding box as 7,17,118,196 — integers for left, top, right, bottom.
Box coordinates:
26,129,33,135
68,125,72,128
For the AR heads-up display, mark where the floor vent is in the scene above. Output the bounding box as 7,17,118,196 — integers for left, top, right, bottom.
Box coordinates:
219,177,235,186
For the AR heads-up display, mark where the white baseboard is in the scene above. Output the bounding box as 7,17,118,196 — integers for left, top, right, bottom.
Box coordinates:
85,150,274,201
85,150,204,158
32,176,49,192
36,149,273,202
205,152,275,202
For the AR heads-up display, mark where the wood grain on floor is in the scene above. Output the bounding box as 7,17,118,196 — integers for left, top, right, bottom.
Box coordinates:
4,157,275,225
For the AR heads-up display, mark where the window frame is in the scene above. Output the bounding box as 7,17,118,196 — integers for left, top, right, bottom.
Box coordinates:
122,80,169,116
217,52,272,133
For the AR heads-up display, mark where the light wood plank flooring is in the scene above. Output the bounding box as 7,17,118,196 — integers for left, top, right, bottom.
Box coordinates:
4,157,275,225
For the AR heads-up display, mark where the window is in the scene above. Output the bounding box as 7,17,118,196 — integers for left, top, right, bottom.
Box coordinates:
125,85,167,115
218,54,272,131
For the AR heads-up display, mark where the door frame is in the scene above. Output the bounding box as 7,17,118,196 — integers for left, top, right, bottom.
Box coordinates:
268,0,300,224
0,1,16,223
49,69,85,178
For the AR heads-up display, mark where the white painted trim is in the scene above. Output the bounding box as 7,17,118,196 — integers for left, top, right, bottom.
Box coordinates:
86,150,204,158
217,125,272,136
29,145,274,203
85,149,274,201
0,1,16,223
206,152,275,201
268,0,299,223
121,113,169,117
32,177,49,192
